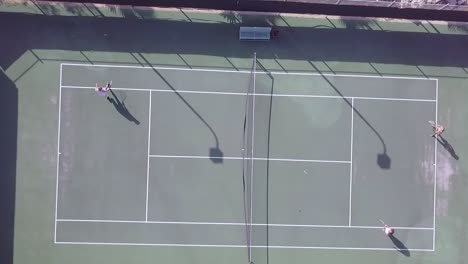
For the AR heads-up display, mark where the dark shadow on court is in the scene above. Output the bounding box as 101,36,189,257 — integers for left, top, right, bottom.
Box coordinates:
137,53,224,164
107,89,140,125
260,60,274,264
5,12,468,78
0,70,17,264
389,234,411,257
307,62,391,169
437,136,459,160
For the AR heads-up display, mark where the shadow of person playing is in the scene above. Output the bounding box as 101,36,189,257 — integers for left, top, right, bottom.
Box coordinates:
389,234,410,257
437,135,459,160
107,89,140,125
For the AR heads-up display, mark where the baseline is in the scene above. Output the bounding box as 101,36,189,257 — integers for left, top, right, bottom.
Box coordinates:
56,219,433,230
55,219,434,249
54,241,435,251
61,63,439,81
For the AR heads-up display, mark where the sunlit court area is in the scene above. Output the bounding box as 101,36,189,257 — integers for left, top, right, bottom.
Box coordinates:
1,1,467,264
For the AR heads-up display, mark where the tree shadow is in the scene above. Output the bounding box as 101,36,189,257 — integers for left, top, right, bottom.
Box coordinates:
107,89,140,125
0,70,17,264
137,53,224,164
220,11,282,27
338,17,375,30
119,6,144,19
389,234,411,257
448,22,468,34
62,3,90,17
31,0,60,16
437,135,459,160
220,11,241,24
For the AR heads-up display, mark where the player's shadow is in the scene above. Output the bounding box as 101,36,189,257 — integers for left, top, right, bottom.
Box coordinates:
437,136,459,160
389,234,410,257
107,89,140,125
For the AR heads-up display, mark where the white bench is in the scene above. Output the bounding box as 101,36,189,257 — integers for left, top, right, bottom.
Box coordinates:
239,27,271,41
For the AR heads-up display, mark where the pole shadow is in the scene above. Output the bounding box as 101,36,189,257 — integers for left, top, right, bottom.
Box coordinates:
437,135,459,160
107,89,140,125
307,61,391,169
137,53,223,164
389,234,411,257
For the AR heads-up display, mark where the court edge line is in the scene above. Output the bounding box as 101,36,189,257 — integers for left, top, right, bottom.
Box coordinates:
53,241,434,251
61,86,437,102
54,63,63,243
54,73,440,245
348,98,354,226
55,219,434,230
433,79,438,251
148,155,351,164
145,91,152,222
60,63,438,81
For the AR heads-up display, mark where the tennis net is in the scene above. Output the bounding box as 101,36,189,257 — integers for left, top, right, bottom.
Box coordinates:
242,52,257,264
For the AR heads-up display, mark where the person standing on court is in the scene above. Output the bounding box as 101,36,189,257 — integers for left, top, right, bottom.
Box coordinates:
383,224,394,237
431,123,446,138
95,81,112,97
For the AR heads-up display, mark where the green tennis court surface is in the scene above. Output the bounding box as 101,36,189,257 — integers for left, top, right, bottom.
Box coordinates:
56,63,436,252
2,3,468,264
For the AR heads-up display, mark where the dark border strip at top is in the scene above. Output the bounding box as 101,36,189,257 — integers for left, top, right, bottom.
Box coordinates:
39,0,468,22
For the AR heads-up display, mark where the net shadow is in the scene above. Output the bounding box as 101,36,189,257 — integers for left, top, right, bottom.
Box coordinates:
255,59,275,264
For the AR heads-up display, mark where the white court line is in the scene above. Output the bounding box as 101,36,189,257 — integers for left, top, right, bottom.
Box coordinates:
56,219,434,230
61,85,437,102
54,241,434,251
145,91,152,222
348,98,354,226
62,63,249,73
148,154,351,164
433,79,439,251
54,64,63,243
271,94,437,102
270,71,438,81
61,62,438,81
